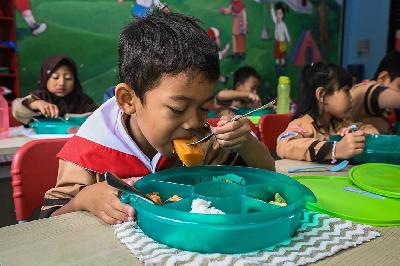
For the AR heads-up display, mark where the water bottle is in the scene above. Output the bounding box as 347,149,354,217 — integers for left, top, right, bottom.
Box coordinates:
277,76,291,114
0,87,9,139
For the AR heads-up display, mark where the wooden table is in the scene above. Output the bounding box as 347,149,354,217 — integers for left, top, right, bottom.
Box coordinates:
0,160,399,266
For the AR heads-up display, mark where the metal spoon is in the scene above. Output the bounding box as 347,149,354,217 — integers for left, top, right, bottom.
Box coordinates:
187,99,276,146
105,172,156,205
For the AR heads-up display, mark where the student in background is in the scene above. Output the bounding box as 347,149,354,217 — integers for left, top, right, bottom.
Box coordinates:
350,51,400,133
277,62,378,162
12,55,97,125
215,66,261,116
40,13,275,224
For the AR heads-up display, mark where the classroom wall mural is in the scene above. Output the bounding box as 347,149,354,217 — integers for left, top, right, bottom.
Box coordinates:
16,0,344,104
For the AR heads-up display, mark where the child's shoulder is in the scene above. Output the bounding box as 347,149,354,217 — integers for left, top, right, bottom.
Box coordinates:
285,114,316,134
351,80,378,93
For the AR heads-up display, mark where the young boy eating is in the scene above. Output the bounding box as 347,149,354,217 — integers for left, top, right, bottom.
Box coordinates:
350,51,400,133
40,12,275,224
215,66,261,116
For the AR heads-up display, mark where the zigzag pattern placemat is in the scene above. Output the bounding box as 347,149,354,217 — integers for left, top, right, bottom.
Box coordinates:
113,211,380,266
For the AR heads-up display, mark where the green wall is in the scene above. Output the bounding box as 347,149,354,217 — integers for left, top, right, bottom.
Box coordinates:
17,0,343,104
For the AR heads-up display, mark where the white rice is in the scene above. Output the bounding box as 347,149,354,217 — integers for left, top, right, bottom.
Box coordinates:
190,198,225,214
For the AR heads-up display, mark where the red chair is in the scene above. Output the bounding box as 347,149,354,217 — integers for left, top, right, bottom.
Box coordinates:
11,138,68,223
207,117,259,139
258,113,293,153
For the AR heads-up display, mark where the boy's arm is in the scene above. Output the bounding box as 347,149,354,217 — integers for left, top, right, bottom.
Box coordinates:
236,133,275,171
216,89,256,102
41,159,134,224
211,117,275,171
40,159,98,218
378,88,400,109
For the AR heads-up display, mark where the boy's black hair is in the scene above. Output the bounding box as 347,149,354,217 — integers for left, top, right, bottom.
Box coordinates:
373,51,400,80
119,12,220,102
295,62,353,127
274,2,289,19
233,66,261,88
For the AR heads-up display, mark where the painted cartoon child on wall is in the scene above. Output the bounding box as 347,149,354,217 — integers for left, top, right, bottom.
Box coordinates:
208,27,231,84
15,0,46,36
270,1,291,67
131,0,169,18
220,0,248,58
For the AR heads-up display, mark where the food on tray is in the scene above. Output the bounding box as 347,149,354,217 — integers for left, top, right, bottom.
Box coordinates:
269,193,287,207
146,192,163,205
146,192,183,204
172,137,204,166
166,195,183,202
190,198,225,214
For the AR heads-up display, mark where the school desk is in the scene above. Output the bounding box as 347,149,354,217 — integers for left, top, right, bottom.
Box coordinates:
0,135,72,162
0,160,398,266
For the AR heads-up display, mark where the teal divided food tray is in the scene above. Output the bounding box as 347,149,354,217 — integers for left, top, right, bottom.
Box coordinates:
29,117,87,134
329,134,400,164
120,165,316,254
294,175,400,226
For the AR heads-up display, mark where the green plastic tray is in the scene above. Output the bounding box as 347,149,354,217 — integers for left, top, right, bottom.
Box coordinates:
121,165,316,254
29,117,87,134
293,175,400,226
349,163,400,199
329,134,400,164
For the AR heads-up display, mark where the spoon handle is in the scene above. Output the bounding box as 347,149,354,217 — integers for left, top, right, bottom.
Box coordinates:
105,172,155,204
230,99,276,122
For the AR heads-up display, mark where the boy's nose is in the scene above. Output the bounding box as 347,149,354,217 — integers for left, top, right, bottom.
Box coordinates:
182,114,205,131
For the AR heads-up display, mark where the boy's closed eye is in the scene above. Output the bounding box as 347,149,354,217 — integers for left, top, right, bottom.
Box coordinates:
167,106,185,114
167,105,209,114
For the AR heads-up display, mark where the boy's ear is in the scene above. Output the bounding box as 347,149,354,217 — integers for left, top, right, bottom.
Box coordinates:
115,83,138,115
377,70,391,85
315,87,326,103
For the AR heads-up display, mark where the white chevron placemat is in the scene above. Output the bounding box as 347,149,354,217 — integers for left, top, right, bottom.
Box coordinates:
113,211,380,266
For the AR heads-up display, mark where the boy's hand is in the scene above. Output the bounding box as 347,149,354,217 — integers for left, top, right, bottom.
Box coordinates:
29,100,60,118
212,115,252,151
336,131,365,159
77,182,135,224
247,92,260,103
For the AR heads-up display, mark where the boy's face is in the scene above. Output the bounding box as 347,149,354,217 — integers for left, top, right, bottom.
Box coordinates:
380,75,400,91
236,76,260,94
128,72,215,157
